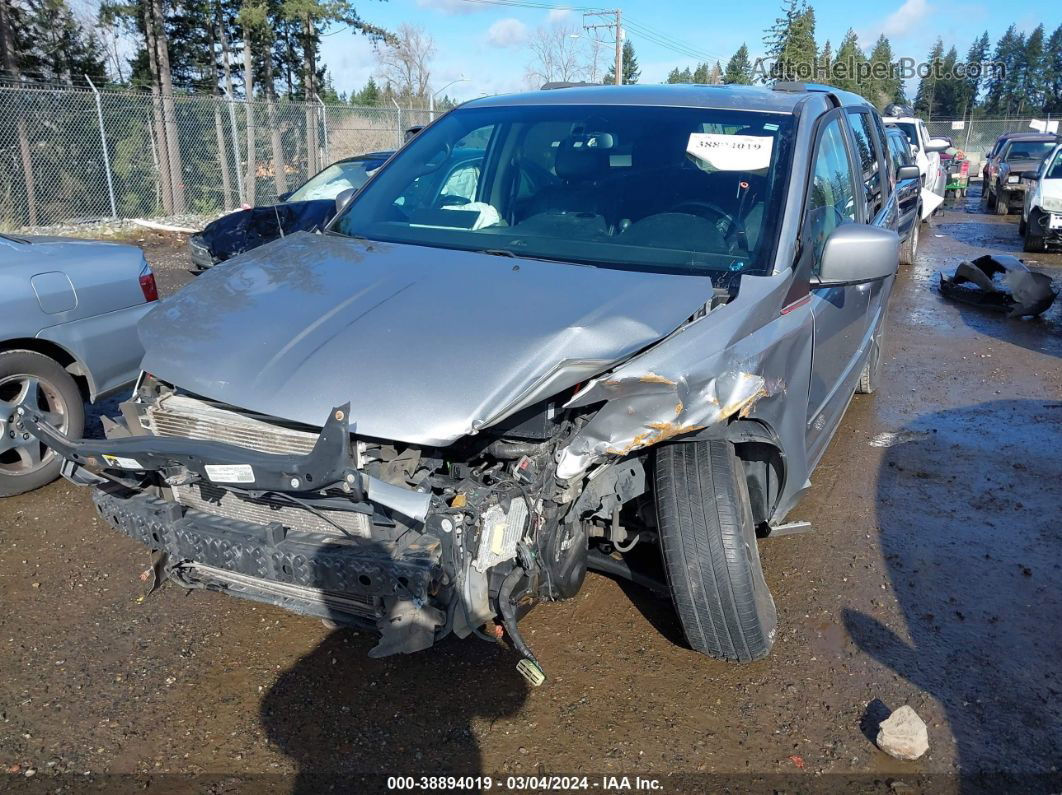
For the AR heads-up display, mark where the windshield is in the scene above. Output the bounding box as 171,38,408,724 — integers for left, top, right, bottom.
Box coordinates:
1046,148,1062,180
1003,141,1056,162
893,122,918,149
287,158,384,202
333,104,794,278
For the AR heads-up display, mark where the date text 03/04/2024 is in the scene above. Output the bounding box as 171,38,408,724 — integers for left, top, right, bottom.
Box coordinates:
386,775,664,791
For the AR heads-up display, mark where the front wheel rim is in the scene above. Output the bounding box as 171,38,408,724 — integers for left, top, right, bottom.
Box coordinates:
0,375,68,476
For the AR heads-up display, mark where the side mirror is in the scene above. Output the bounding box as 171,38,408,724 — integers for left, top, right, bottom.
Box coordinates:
925,138,950,153
277,191,292,202
335,187,357,217
896,164,920,181
814,224,899,287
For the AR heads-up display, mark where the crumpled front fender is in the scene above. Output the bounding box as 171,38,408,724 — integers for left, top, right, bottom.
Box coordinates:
554,271,810,481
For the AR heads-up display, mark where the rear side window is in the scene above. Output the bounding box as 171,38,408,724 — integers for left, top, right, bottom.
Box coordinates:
847,111,884,217
805,117,858,269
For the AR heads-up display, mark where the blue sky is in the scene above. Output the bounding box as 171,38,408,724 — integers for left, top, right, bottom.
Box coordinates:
320,0,1061,101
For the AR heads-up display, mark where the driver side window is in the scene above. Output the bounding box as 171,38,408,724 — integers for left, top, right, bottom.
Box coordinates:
805,118,858,273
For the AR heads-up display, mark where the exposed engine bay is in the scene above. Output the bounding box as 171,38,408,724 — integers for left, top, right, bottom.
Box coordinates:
20,373,680,685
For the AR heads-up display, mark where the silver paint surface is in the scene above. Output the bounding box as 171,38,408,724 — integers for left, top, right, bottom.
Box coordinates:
138,232,714,446
0,235,153,399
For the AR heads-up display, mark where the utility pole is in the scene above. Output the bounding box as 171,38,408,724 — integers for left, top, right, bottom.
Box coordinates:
584,9,623,86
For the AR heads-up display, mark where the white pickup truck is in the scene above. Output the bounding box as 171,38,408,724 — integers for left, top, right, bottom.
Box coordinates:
882,111,950,220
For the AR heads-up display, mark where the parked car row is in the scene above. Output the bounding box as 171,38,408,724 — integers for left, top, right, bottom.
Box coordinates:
981,130,1061,251
5,81,915,680
882,105,950,219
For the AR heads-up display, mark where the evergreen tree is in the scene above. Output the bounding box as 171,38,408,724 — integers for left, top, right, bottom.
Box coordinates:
354,76,381,104
913,37,944,118
817,39,831,83
723,44,754,84
984,25,1025,116
603,39,639,84
934,46,963,116
1045,24,1062,115
22,0,108,84
866,34,902,108
665,66,693,83
692,62,710,83
961,31,990,114
1020,24,1046,115
831,29,864,94
762,0,817,82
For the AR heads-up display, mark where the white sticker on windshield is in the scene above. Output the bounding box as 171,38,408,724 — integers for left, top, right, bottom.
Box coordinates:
687,133,774,172
205,464,255,483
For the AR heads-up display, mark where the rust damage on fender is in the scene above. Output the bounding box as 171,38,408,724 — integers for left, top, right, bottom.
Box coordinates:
557,368,774,478
605,420,708,456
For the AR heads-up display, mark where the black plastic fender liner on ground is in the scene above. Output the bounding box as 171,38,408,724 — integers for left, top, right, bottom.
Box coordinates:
653,439,777,662
938,254,1059,318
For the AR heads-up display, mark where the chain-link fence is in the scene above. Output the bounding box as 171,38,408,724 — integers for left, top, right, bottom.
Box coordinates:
6,85,1055,231
0,84,433,230
926,117,1058,176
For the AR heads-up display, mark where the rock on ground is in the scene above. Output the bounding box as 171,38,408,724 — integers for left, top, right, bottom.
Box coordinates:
876,705,929,761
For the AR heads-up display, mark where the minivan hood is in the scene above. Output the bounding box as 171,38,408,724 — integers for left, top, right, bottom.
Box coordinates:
139,232,713,445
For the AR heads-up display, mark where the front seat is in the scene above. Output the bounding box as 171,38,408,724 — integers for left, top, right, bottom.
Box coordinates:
519,137,614,232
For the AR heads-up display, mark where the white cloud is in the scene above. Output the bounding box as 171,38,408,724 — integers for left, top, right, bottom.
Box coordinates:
866,0,932,40
548,9,571,24
318,32,379,94
416,0,486,15
486,18,529,48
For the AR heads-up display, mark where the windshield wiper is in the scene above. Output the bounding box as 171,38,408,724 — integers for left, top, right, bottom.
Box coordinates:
476,248,594,267
0,232,30,244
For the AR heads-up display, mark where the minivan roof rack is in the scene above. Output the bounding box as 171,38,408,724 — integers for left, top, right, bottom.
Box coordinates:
772,81,841,94
540,81,598,90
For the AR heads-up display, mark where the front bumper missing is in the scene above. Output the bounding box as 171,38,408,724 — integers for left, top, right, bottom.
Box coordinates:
92,484,439,600
13,401,431,521
91,483,444,651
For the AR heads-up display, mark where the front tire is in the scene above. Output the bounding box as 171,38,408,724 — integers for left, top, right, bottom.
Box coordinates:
995,186,1009,215
654,440,776,662
0,350,84,498
899,211,920,266
1023,210,1046,252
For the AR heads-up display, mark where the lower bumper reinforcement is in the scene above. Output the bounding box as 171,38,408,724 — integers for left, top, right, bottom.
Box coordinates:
92,485,443,605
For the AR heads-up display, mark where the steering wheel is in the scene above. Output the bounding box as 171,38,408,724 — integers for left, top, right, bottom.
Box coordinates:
436,194,471,207
668,200,747,253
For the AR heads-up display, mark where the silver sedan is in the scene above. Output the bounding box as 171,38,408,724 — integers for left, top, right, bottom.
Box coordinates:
0,233,157,496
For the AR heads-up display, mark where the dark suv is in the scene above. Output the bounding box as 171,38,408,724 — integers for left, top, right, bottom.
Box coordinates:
20,83,910,681
983,132,1058,215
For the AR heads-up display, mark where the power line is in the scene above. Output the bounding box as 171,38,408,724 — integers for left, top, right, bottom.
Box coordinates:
457,0,729,65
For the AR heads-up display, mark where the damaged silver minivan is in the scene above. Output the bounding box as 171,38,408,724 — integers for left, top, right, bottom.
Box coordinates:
17,83,906,682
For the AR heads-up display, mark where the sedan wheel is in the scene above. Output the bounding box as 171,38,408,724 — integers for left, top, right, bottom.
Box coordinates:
0,351,85,497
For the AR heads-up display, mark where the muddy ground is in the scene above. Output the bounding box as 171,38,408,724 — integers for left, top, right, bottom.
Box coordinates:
2,188,1061,792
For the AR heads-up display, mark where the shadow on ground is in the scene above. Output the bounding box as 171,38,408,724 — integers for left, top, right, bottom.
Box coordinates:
845,400,1062,786
258,529,530,791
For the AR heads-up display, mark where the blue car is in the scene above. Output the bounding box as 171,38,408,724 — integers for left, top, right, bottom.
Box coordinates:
0,233,157,496
189,152,394,269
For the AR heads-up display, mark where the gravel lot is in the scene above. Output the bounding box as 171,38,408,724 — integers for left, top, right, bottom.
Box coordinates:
2,187,1061,792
